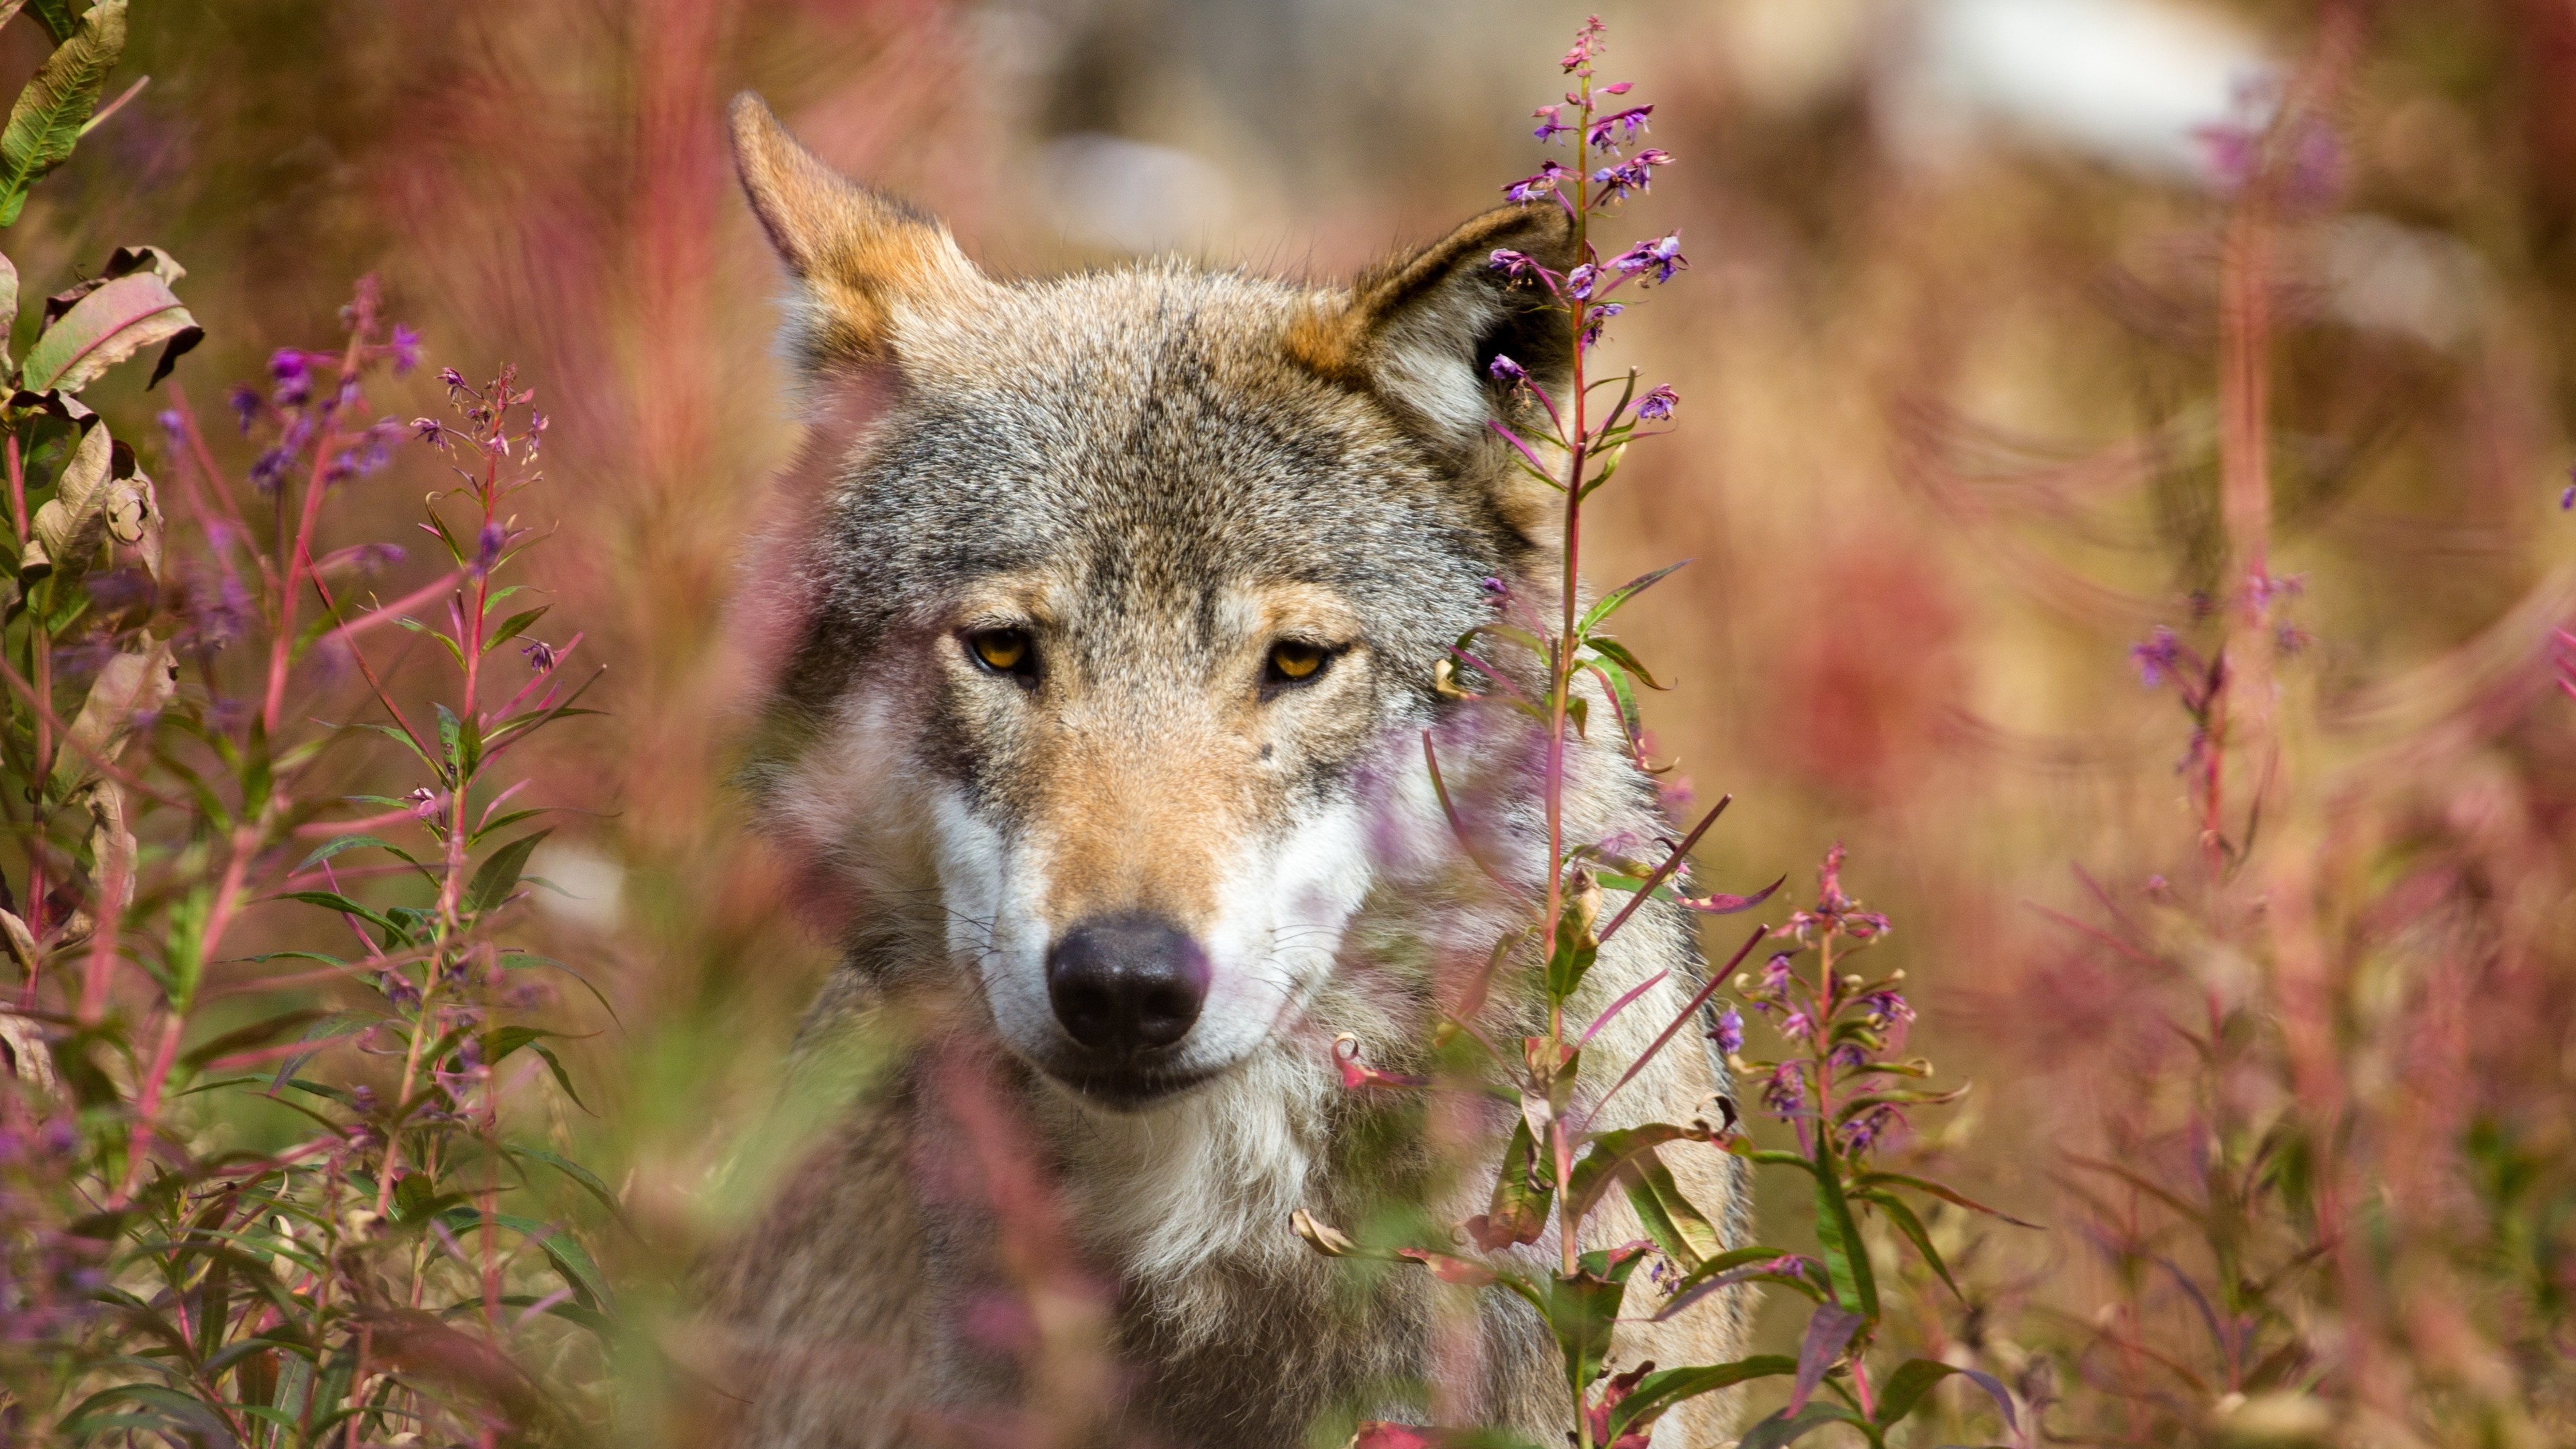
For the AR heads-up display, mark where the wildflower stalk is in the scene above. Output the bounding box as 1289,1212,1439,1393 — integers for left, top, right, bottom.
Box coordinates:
1297,21,2024,1448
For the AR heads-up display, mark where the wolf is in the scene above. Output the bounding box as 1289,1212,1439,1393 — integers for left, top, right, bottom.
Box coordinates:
697,95,1756,1448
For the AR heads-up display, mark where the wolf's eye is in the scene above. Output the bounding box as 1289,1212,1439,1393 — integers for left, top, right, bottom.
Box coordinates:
967,629,1034,679
1266,640,1329,686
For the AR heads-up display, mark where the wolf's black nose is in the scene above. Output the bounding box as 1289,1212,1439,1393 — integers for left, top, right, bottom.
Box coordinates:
1046,916,1210,1055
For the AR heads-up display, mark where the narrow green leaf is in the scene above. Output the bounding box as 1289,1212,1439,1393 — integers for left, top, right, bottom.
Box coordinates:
1621,1146,1723,1267
1851,1170,2042,1228
1811,1137,1878,1318
506,1142,620,1216
466,828,552,914
1856,1188,1961,1299
1735,1401,1876,1449
486,604,547,651
1576,557,1691,635
273,891,399,936
1605,1355,1796,1441
1872,1357,2019,1433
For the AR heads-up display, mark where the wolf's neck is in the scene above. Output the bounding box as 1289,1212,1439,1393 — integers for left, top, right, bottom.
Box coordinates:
1038,1039,1333,1285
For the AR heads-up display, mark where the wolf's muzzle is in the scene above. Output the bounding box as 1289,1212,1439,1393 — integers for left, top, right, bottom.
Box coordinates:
1045,914,1210,1058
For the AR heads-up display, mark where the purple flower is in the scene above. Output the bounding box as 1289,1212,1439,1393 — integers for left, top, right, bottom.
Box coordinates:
1761,1061,1806,1117
413,416,445,446
1635,384,1678,423
1608,232,1687,286
248,446,296,494
1489,248,1546,284
1564,263,1598,299
1532,105,1570,144
379,969,421,1010
476,521,506,571
1578,302,1623,350
523,639,559,673
1760,952,1794,994
226,383,262,435
1587,105,1652,149
1840,1104,1902,1159
1862,989,1915,1030
2131,626,2185,689
1591,148,1672,201
270,350,312,407
155,409,184,443
1488,354,1527,384
1502,161,1568,205
406,786,441,820
1480,576,1509,597
389,324,422,374
2561,482,2574,511
1780,1009,1815,1042
1711,1005,1744,1056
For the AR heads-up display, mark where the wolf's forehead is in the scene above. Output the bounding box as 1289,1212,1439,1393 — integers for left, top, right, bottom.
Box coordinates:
832,268,1503,612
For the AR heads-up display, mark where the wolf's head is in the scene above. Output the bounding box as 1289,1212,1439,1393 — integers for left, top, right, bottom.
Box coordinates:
733,97,1578,1110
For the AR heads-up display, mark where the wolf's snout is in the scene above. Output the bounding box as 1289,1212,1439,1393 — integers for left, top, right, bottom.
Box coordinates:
1046,915,1210,1055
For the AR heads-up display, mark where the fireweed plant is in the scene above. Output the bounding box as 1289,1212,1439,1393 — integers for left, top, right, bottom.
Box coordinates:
0,43,605,1432
0,292,604,1442
1294,21,2026,1448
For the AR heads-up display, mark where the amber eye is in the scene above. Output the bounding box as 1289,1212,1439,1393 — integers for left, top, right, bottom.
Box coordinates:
1266,640,1329,686
967,628,1034,679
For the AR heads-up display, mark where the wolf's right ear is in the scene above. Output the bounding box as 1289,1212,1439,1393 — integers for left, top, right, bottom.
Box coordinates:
729,93,989,372
1285,203,1580,449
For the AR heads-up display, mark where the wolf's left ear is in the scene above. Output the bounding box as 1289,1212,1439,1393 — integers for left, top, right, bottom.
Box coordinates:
729,93,990,372
1287,203,1580,449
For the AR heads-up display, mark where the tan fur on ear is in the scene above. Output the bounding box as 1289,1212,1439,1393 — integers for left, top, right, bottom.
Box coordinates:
1285,206,1566,379
729,93,989,369
1286,203,1580,444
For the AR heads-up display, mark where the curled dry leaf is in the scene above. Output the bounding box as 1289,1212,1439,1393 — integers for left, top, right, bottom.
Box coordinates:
24,425,156,579
17,254,198,392
1290,1207,1359,1257
0,1006,52,1095
52,637,173,794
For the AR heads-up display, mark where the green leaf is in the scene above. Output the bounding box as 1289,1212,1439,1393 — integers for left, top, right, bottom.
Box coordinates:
506,1142,621,1217
0,0,125,228
1735,1401,1877,1449
1621,1146,1723,1268
294,833,424,875
486,1022,587,1110
1546,1242,1650,1398
274,891,400,937
487,604,548,651
25,0,72,44
1604,1355,1796,1441
178,1008,333,1069
1856,1187,1960,1299
467,828,552,914
1872,1357,2019,1433
1464,1116,1552,1249
1812,1136,1878,1318
1577,558,1690,635
19,266,199,394
1851,1170,2041,1229
1564,1124,1707,1235
1582,635,1666,690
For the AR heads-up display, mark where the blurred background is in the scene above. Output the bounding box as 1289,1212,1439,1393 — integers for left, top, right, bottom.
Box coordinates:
40,0,2576,1440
